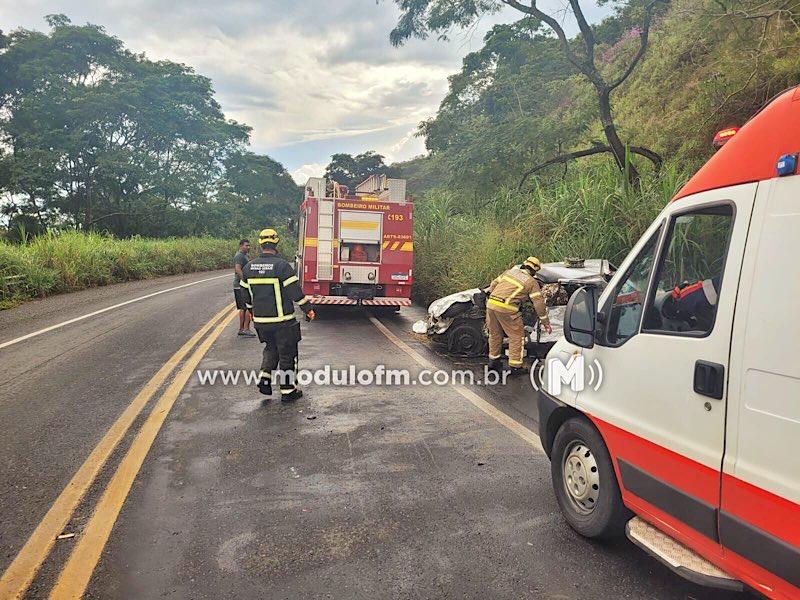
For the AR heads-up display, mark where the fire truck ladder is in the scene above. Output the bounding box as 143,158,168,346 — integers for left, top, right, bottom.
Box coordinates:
317,198,335,281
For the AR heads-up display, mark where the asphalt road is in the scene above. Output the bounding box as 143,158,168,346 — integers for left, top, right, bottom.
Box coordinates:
0,274,746,599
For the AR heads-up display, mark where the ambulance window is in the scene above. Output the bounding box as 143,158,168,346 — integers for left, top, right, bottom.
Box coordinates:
643,205,734,336
603,226,662,347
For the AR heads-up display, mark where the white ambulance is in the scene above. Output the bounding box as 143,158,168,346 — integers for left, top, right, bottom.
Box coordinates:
538,87,800,599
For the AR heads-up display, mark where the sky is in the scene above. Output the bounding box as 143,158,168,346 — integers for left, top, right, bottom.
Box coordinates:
2,1,609,183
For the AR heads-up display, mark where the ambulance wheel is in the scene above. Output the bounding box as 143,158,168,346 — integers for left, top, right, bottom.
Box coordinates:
551,417,630,539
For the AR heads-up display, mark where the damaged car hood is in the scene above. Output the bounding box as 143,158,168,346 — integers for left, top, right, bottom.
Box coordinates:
428,288,482,318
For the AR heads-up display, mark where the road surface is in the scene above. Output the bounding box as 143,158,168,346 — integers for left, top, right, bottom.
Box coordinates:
0,272,745,599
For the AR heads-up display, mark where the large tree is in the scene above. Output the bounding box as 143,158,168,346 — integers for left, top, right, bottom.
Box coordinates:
324,151,401,190
0,15,250,236
389,0,666,186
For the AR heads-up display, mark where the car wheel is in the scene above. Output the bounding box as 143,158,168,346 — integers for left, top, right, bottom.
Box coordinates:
447,320,488,356
551,417,631,539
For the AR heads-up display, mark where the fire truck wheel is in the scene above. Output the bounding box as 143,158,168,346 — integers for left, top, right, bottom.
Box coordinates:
551,417,631,539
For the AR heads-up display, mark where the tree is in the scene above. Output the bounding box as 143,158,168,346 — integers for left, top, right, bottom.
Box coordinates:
324,151,401,190
215,150,301,234
389,0,666,186
0,16,250,236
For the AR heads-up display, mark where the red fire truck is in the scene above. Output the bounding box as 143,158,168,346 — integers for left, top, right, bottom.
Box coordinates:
296,174,413,309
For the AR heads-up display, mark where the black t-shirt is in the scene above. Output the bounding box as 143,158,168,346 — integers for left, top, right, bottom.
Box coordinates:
233,251,249,288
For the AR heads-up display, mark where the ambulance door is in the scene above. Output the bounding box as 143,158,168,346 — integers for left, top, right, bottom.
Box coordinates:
721,177,800,595
579,183,756,550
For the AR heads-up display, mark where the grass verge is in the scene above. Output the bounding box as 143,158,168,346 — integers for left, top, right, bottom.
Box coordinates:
0,232,237,309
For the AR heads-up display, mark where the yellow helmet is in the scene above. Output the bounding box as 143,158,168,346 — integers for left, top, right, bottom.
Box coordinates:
258,228,280,245
523,256,541,272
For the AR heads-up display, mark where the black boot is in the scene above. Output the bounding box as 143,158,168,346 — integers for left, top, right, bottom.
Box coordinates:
257,378,272,396
281,388,303,402
509,366,527,378
487,359,503,373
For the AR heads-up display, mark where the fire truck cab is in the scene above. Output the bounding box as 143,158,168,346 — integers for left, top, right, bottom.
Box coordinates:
538,87,800,599
297,174,413,309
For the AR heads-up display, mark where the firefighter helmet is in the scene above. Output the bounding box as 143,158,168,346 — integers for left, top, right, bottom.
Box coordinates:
523,256,541,272
258,228,280,245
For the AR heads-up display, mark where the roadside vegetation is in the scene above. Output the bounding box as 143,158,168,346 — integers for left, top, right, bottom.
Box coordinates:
413,163,682,305
3,1,799,309
0,232,237,308
390,0,800,303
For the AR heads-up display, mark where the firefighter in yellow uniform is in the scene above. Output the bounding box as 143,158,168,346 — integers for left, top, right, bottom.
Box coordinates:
486,257,552,375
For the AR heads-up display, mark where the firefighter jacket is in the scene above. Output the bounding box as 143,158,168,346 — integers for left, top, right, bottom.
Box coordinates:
240,252,311,327
487,267,549,324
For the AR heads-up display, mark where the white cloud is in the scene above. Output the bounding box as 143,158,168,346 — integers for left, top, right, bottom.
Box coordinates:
290,163,327,185
1,0,607,173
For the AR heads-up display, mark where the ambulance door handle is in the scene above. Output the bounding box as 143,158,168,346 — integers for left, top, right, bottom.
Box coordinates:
693,360,725,400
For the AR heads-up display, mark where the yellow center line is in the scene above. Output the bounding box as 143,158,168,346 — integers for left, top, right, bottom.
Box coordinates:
368,315,544,453
0,303,234,600
50,309,238,600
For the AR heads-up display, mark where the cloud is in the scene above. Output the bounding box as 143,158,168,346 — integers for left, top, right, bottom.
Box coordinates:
1,0,608,174
290,162,327,185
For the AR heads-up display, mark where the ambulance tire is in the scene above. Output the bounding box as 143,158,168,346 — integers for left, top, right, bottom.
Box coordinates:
551,417,631,539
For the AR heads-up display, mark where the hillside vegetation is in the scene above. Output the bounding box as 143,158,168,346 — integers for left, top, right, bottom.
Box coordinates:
396,0,800,303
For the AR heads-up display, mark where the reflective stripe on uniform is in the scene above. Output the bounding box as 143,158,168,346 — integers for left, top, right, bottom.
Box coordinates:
247,277,284,320
297,297,309,306
239,280,250,289
487,298,518,312
252,314,295,324
530,291,542,299
258,371,271,380
508,359,524,367
283,275,299,287
499,275,525,302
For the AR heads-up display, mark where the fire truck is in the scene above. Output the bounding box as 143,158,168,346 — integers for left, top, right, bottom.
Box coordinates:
296,174,413,309
539,86,800,598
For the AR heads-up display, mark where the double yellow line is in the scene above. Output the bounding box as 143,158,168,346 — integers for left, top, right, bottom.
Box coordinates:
0,304,237,599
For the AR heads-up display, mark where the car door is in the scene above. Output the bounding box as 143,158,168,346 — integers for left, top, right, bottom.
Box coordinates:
578,183,756,552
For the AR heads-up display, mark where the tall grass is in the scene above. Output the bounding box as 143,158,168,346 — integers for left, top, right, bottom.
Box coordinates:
0,231,238,308
412,163,689,305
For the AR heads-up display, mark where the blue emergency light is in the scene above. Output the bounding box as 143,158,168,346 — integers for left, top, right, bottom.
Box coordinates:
776,153,798,176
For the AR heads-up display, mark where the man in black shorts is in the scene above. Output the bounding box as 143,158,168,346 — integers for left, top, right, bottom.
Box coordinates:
233,239,255,337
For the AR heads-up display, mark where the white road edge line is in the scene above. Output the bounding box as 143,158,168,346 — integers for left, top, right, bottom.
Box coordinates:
0,273,229,351
368,315,544,453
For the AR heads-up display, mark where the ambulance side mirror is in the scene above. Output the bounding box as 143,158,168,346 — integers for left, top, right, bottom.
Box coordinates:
564,286,597,349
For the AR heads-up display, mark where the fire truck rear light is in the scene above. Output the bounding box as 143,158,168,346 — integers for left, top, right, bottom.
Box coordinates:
776,153,798,176
712,127,739,149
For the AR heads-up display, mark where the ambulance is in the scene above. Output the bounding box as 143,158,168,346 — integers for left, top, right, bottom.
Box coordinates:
538,87,800,598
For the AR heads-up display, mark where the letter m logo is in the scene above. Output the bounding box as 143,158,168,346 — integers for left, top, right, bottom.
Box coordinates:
546,355,585,395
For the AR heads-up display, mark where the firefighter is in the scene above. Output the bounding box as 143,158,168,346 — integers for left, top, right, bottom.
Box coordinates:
240,228,315,401
350,243,368,262
486,257,552,376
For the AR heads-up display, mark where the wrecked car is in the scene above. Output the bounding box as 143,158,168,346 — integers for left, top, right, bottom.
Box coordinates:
412,259,615,358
